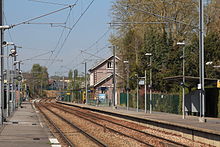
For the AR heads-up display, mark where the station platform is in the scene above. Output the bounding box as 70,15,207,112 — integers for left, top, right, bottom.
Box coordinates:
0,101,59,147
57,101,220,146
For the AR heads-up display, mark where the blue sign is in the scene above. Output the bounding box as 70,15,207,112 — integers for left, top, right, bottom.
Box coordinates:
98,93,106,102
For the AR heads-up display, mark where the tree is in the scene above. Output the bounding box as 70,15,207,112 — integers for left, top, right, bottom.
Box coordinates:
67,70,74,90
68,70,73,80
110,0,220,113
74,69,78,78
28,64,49,97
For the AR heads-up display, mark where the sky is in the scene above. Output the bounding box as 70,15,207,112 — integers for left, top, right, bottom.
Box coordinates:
4,0,114,76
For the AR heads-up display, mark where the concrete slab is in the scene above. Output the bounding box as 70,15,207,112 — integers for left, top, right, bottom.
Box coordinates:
0,102,51,147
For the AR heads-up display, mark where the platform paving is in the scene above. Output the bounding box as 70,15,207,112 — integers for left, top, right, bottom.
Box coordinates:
0,101,52,147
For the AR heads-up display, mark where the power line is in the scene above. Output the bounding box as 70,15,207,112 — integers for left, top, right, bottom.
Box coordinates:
3,12,13,42
48,0,95,68
50,0,95,64
67,44,109,72
28,0,70,6
11,4,76,28
22,47,54,51
120,3,198,29
65,28,110,68
80,50,105,60
24,22,66,25
45,3,76,67
22,51,53,62
23,58,63,62
63,23,123,73
84,29,110,52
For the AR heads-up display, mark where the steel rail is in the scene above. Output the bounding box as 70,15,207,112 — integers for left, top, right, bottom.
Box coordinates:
54,102,189,147
50,103,154,147
39,101,107,147
35,101,74,147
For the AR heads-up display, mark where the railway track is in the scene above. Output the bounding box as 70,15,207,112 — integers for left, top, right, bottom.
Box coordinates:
46,99,190,146
35,99,107,147
35,101,74,147
55,103,188,146
37,98,209,146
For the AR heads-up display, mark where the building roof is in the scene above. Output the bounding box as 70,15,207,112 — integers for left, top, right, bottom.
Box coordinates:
94,74,113,88
91,73,123,88
88,55,120,72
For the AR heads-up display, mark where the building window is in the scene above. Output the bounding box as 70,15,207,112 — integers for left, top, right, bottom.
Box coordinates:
107,61,113,68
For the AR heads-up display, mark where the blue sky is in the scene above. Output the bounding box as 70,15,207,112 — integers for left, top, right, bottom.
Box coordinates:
4,0,113,76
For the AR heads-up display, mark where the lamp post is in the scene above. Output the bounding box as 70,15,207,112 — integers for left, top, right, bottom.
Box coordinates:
14,61,22,107
123,60,129,110
11,46,17,111
4,42,14,117
145,53,152,114
199,0,205,123
177,42,185,119
10,45,21,110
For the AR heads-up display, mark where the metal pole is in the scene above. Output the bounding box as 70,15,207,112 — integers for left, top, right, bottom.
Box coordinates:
18,62,21,107
11,58,14,112
126,63,129,111
113,46,116,107
149,56,152,114
137,75,139,112
13,52,16,109
85,62,88,104
62,76,65,90
182,46,185,119
199,0,205,122
6,47,9,117
0,0,3,124
144,70,147,113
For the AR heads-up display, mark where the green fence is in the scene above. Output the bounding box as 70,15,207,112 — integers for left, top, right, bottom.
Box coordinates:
60,90,111,107
120,92,179,114
87,98,111,106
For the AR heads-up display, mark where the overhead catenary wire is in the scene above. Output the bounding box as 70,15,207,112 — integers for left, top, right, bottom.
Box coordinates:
63,21,124,74
21,51,53,62
10,4,76,28
80,50,105,60
25,22,66,25
48,0,95,68
62,12,127,73
28,0,70,6
3,2,77,71
3,12,13,42
65,43,110,74
64,28,110,68
45,5,74,67
23,58,63,62
83,29,110,52
22,47,53,51
49,0,95,65
119,3,198,29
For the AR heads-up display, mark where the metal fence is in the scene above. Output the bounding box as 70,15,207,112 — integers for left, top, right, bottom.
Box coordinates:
120,92,179,114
